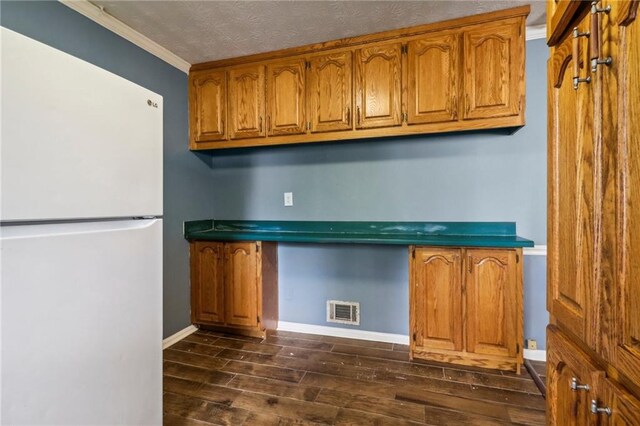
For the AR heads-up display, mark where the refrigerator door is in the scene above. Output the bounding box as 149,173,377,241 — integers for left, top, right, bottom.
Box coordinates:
1,28,162,221
1,219,162,425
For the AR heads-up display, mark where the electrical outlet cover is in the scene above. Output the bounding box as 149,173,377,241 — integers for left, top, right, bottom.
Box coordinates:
284,192,293,206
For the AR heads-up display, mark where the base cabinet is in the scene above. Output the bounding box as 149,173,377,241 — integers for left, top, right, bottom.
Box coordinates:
190,240,277,338
410,246,523,372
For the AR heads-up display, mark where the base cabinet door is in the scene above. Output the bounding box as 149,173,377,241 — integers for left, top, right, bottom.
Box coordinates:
601,379,640,425
465,248,519,359
410,246,523,372
190,242,225,324
411,248,463,352
224,242,259,328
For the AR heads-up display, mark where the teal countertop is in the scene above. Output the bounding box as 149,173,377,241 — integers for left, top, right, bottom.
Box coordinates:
184,220,534,248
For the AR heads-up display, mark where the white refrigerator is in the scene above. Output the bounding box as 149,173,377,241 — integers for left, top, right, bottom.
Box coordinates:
1,28,163,425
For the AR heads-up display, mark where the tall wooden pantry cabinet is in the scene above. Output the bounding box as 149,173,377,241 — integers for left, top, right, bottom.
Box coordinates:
546,0,640,423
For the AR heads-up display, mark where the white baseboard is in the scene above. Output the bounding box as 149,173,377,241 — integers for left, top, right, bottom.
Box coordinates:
162,324,198,349
277,321,409,345
524,349,547,361
524,245,547,256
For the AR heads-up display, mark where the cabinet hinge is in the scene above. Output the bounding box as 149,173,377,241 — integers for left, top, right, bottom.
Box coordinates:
412,250,415,259
306,61,310,70
256,243,260,253
412,332,416,341
257,316,260,323
307,122,311,131
402,44,408,54
516,253,520,263
402,112,408,123
517,343,520,353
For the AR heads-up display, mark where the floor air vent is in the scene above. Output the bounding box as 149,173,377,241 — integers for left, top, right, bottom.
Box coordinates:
327,300,360,325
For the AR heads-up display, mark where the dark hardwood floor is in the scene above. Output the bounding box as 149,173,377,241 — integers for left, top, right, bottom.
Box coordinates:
163,329,546,425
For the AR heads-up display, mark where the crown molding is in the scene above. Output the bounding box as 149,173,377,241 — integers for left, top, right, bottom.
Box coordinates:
526,24,547,41
59,0,191,73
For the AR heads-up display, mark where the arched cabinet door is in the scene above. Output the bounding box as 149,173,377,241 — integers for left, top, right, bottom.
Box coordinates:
189,70,227,144
224,242,259,327
267,59,306,136
190,242,225,324
407,33,460,124
411,247,463,353
307,51,353,133
354,43,402,129
228,65,266,140
465,249,519,358
462,19,523,120
547,13,596,349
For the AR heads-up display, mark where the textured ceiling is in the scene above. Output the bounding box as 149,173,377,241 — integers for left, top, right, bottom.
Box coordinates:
92,1,546,65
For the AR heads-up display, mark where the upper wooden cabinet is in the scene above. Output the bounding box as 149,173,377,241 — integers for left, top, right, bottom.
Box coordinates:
462,20,524,120
189,70,227,144
407,33,460,125
266,59,306,136
189,6,528,149
354,43,403,129
410,246,523,372
228,65,265,140
307,52,353,133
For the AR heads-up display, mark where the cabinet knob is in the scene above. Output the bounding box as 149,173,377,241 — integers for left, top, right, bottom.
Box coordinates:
570,377,590,391
590,399,611,416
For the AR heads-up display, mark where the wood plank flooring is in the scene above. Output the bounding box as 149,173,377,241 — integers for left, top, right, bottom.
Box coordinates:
163,330,546,425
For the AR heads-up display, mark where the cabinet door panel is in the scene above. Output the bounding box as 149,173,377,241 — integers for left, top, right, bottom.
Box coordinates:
190,242,225,324
547,326,605,426
602,378,640,425
308,52,352,133
463,20,523,120
412,248,463,352
547,17,595,347
224,242,258,327
267,59,306,136
229,65,265,139
355,43,402,129
466,249,518,357
407,33,460,124
614,0,640,388
190,70,227,143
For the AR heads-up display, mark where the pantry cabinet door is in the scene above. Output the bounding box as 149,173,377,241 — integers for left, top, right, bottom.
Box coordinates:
355,43,402,129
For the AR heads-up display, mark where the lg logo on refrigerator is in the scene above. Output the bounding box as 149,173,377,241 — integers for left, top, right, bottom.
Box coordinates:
147,99,158,108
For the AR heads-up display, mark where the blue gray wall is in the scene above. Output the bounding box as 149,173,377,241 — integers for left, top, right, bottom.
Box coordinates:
1,1,215,338
209,39,548,348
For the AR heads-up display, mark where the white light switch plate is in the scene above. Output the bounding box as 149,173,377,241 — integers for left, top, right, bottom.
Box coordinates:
284,192,293,207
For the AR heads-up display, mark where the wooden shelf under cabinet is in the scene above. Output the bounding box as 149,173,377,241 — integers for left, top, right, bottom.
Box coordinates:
409,246,523,373
190,240,277,338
